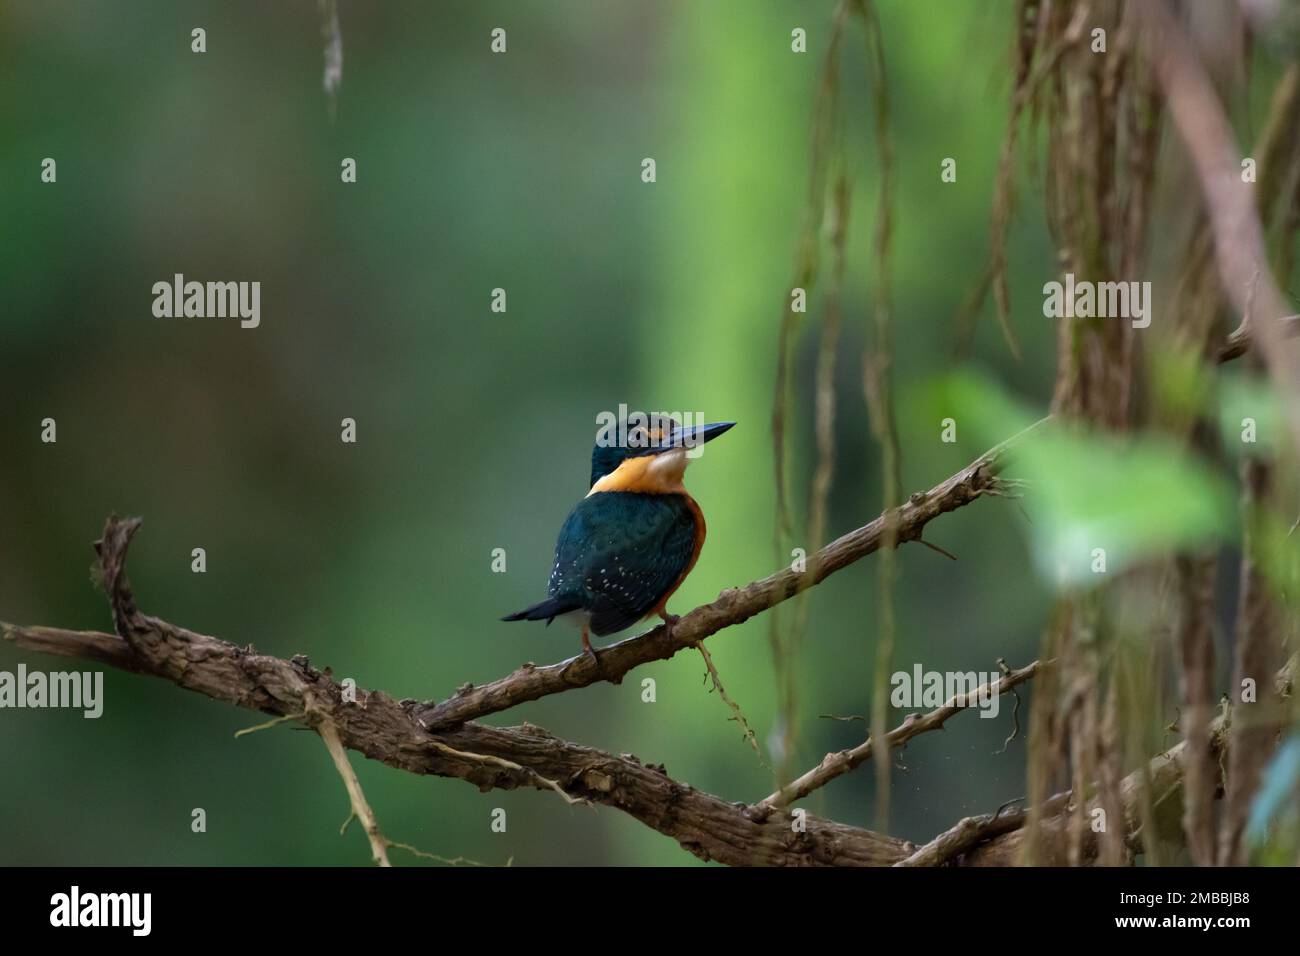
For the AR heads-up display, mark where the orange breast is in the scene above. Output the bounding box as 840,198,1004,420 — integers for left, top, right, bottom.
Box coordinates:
649,492,706,617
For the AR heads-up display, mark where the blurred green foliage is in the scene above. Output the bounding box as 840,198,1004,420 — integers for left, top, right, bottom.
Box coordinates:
937,370,1235,585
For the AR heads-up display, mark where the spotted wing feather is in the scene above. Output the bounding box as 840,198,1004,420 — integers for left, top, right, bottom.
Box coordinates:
548,492,698,636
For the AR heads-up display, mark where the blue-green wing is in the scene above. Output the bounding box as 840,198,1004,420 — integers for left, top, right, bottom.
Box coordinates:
549,492,697,636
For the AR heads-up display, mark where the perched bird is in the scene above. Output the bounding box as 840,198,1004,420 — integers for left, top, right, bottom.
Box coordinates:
502,416,735,659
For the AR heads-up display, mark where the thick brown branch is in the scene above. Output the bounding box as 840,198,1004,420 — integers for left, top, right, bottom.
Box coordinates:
894,800,1054,867
7,517,1286,866
2,517,914,867
416,420,1046,731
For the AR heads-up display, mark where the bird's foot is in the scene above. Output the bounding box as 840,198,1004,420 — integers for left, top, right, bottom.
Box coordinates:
658,612,680,638
581,630,600,669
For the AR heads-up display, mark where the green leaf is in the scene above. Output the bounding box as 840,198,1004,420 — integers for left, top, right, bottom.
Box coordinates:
936,370,1235,586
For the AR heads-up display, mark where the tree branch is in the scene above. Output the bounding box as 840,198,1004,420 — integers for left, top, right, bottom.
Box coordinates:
318,718,391,866
961,659,1295,865
6,514,1281,865
1140,0,1300,456
894,799,1055,867
753,660,1046,814
1216,313,1300,363
4,516,919,866
2,613,917,865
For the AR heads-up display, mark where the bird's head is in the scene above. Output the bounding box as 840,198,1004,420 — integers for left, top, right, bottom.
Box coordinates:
589,415,735,491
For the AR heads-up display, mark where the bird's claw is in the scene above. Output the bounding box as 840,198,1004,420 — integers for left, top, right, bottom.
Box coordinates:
581,630,600,669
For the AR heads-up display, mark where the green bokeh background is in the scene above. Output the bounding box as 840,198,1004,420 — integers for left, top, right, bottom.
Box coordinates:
0,1,1280,865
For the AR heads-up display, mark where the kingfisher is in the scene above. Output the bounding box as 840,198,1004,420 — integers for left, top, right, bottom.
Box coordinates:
502,415,735,660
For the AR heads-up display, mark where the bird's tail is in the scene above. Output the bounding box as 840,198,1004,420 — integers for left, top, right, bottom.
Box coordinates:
501,595,580,626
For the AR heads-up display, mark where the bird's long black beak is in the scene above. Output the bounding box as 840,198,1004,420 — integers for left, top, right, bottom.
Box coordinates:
665,420,735,450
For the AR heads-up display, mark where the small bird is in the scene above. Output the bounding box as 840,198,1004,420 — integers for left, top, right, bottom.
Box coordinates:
502,416,735,660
